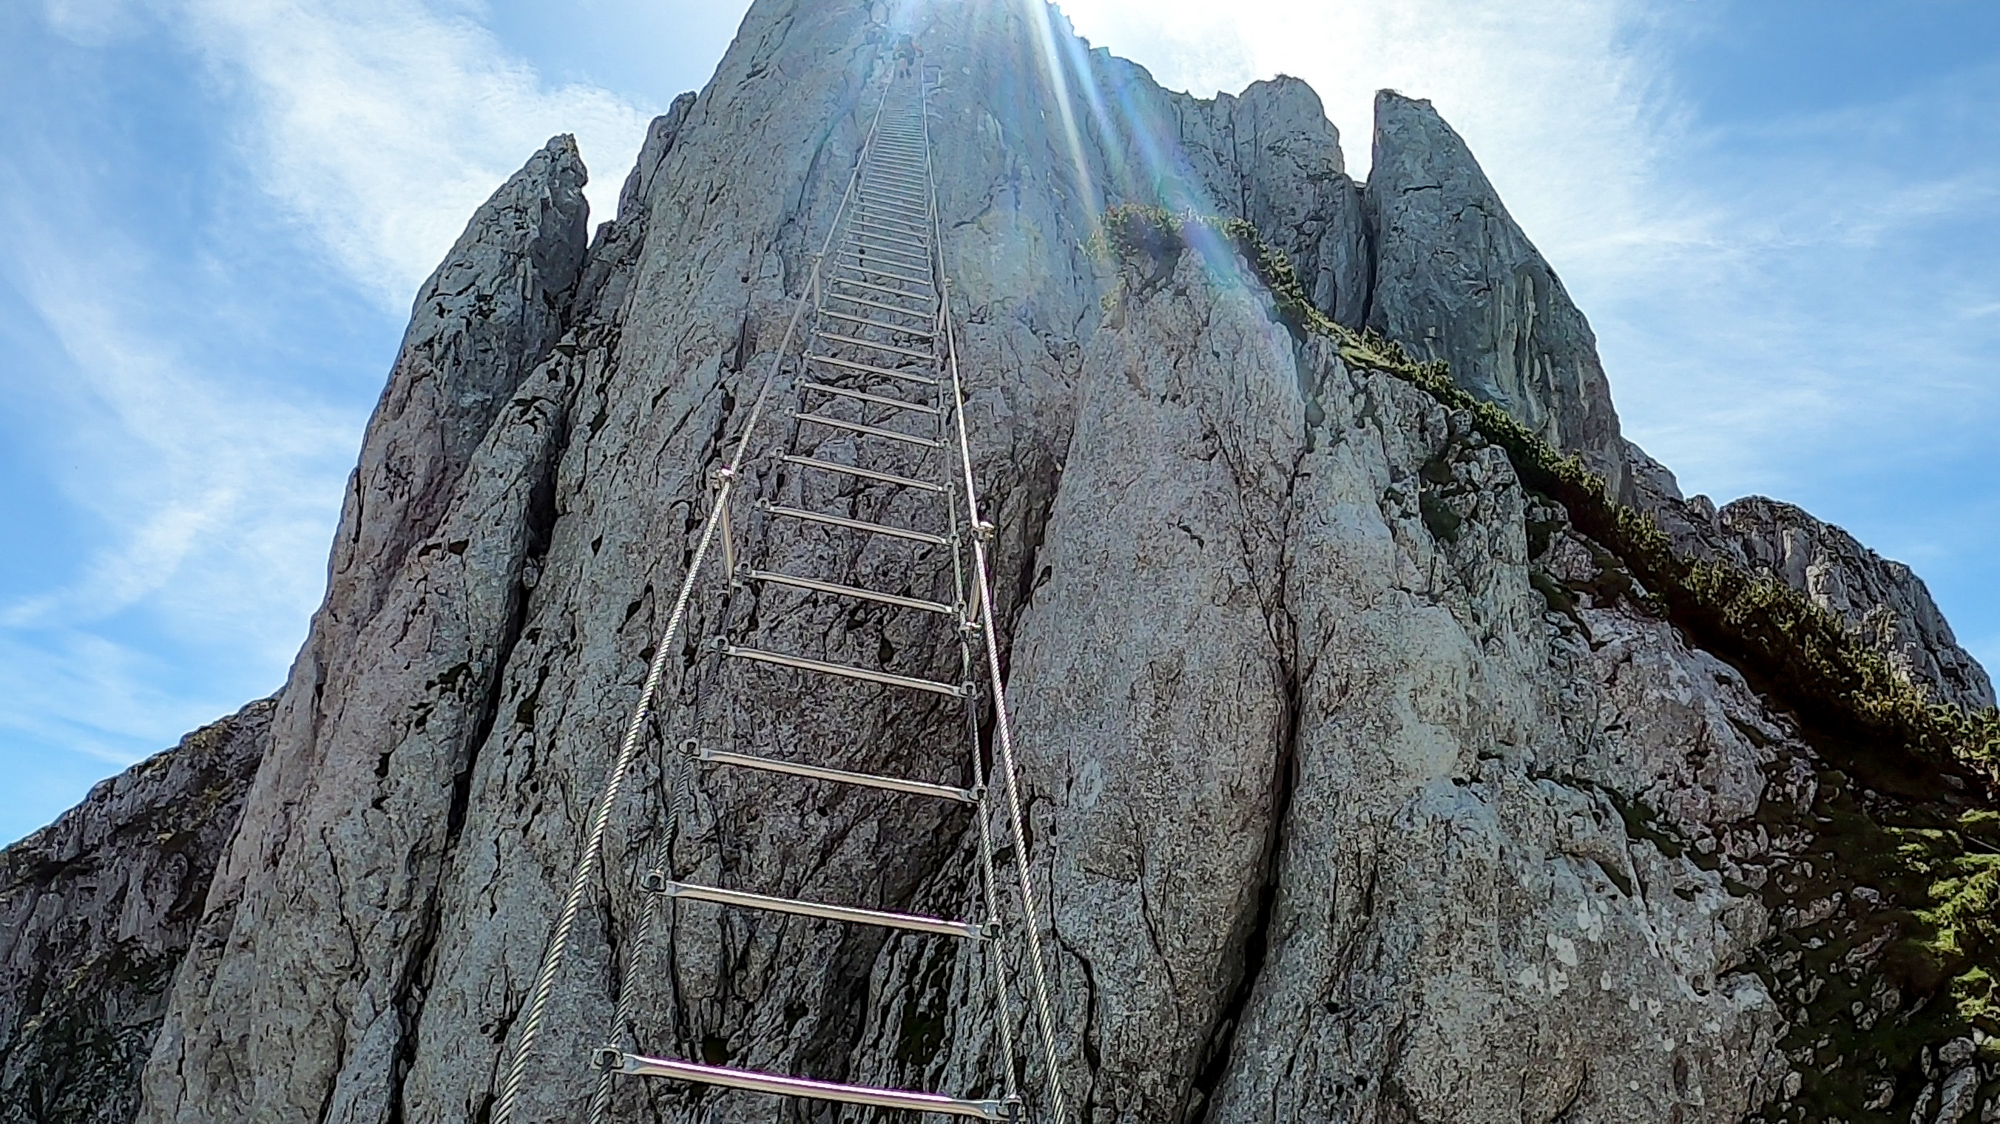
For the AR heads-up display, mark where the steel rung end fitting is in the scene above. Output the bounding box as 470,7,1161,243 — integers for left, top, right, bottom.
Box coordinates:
593,1046,623,1073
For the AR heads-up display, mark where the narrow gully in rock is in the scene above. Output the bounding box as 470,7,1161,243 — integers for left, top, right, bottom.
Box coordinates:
1188,648,1305,1124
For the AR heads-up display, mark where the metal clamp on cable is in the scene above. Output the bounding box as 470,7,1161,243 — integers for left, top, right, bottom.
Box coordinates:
640,870,671,894
710,465,736,487
974,520,995,543
592,1046,624,1073
681,737,702,760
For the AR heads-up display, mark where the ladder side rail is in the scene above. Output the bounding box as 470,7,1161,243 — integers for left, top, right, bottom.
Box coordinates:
921,71,1074,1124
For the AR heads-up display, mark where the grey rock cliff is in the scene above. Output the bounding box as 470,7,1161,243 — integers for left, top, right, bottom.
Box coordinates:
1365,90,1629,500
1625,450,1993,713
0,699,270,1124
9,1,1994,1122
1716,495,1995,712
138,135,589,1124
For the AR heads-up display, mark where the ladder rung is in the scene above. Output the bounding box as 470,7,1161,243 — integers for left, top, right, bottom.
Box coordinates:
782,454,944,493
855,207,924,225
607,1054,1010,1120
850,228,929,252
852,221,927,246
700,745,975,802
646,878,987,936
844,246,928,271
721,643,969,697
818,310,934,338
801,381,938,415
746,568,952,614
861,189,926,209
859,196,928,219
831,276,933,301
855,208,924,229
862,195,926,215
845,238,928,264
853,220,925,242
825,290,933,320
815,331,933,361
835,258,933,288
808,352,939,386
791,410,940,448
759,501,949,545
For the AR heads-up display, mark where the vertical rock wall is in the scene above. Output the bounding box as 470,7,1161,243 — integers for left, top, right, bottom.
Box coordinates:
1365,91,1630,501
137,137,590,1124
0,0,1987,1121
0,700,270,1124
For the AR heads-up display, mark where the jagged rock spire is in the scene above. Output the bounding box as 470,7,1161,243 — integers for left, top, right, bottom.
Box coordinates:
1365,90,1630,499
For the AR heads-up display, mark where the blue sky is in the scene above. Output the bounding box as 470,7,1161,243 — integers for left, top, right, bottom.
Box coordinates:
3,0,1997,844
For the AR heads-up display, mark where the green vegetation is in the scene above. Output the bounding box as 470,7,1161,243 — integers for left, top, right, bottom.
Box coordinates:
1097,203,2000,1060
1096,203,1999,789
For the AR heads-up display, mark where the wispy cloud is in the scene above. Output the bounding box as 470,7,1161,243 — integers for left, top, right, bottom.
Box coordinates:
163,0,658,304
2,0,670,838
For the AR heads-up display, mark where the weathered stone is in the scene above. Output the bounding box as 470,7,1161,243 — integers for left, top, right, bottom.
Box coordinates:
0,699,270,1124
0,1,1983,1122
1715,495,1995,712
1366,90,1629,500
137,135,590,1124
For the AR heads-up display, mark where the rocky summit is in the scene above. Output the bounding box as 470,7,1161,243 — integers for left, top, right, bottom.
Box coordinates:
3,2,1996,1122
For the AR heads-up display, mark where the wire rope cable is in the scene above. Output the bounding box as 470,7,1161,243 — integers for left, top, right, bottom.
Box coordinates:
492,73,896,1124
919,71,1073,1124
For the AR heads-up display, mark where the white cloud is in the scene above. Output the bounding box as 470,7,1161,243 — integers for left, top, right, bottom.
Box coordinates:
4,0,674,834
171,0,658,305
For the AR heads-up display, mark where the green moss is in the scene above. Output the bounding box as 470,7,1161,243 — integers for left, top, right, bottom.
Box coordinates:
1097,202,2000,1058
1097,203,1999,789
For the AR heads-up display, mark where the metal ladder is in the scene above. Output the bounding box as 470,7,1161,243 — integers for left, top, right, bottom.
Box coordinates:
494,65,1071,1124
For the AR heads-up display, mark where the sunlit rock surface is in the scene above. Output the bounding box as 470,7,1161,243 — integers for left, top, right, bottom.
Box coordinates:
3,1,1991,1122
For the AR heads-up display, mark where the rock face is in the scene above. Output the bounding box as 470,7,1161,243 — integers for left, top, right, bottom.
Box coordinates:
1624,449,1994,713
137,136,589,1124
0,699,271,1124
8,1,1994,1122
1366,91,1629,500
1715,495,1995,712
